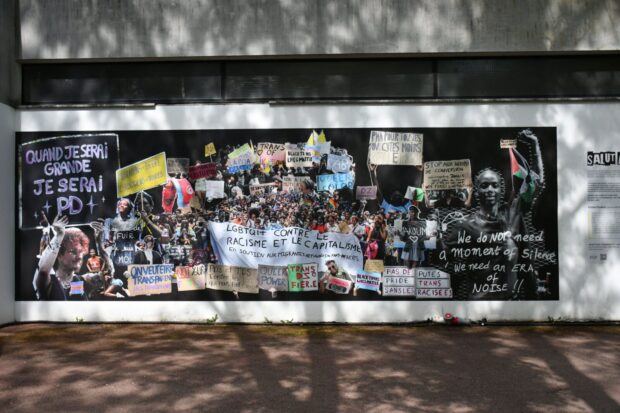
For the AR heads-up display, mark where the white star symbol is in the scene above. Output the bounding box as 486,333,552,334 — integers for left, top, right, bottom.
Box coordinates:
86,196,98,214
42,201,52,215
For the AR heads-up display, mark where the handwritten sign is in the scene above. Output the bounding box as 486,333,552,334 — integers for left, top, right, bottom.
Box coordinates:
282,175,306,193
287,263,319,292
415,267,451,298
368,131,423,166
111,230,139,267
19,133,120,228
189,163,217,180
209,222,363,274
250,183,276,196
257,265,289,292
205,180,225,198
257,142,286,163
382,266,415,296
325,276,353,294
355,271,381,292
227,152,253,173
383,267,414,286
206,264,259,293
176,265,207,291
204,142,216,157
326,154,352,173
423,159,472,191
364,259,385,273
127,264,174,296
317,173,354,193
500,139,517,149
356,186,377,201
166,158,189,175
228,143,252,159
116,152,168,197
416,288,453,298
286,148,314,168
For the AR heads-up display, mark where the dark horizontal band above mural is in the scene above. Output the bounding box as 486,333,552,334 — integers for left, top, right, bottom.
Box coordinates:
21,55,620,105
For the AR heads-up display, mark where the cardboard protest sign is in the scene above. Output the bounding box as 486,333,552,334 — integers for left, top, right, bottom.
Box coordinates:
355,271,381,292
257,265,289,292
356,186,377,201
327,153,353,173
204,142,216,157
206,264,259,293
166,158,189,175
286,147,314,168
116,152,168,197
19,133,120,229
189,162,217,180
205,180,225,198
317,173,354,193
209,222,364,274
281,175,306,193
257,142,286,163
325,276,353,294
382,267,413,284
382,266,415,296
127,264,174,296
287,263,319,292
364,259,385,273
250,183,276,196
368,131,423,166
415,267,452,298
176,265,207,292
423,159,473,191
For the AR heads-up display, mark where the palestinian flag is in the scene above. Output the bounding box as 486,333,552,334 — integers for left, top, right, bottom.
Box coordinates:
509,147,539,203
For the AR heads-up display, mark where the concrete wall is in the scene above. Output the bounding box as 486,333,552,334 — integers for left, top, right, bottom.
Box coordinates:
0,0,19,105
19,0,620,60
15,101,620,323
0,103,15,325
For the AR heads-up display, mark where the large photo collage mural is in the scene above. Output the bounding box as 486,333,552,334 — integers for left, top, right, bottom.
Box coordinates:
16,128,559,301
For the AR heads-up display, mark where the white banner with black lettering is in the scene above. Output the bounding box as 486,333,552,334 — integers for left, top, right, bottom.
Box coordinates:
208,222,363,273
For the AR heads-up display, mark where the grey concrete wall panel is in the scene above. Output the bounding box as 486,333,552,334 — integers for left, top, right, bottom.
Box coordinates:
19,0,620,60
0,0,19,105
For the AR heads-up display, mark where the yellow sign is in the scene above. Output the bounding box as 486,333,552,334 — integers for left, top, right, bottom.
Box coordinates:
204,142,216,157
116,152,168,197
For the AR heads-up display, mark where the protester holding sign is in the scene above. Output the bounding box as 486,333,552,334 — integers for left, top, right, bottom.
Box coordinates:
33,215,113,300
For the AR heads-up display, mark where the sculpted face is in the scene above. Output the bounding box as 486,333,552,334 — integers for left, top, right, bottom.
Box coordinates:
477,170,502,208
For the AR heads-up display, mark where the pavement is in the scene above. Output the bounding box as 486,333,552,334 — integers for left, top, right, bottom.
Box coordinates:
0,323,618,413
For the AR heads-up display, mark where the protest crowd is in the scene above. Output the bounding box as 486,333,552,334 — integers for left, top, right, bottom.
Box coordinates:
34,131,435,300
